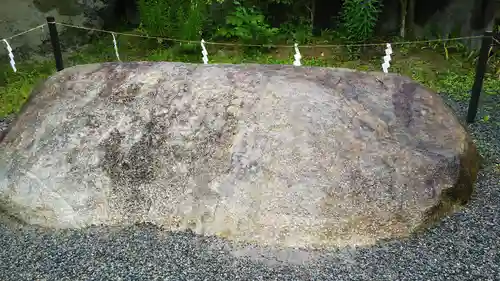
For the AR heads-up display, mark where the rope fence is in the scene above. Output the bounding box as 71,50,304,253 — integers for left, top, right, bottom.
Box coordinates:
1,18,499,123
52,21,487,48
0,21,494,70
2,24,45,41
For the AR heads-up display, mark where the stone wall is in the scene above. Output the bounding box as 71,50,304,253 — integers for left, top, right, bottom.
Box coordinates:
379,0,498,50
0,0,109,56
413,0,498,50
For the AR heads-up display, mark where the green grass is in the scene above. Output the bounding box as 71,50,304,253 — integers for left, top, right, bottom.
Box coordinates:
1,33,499,118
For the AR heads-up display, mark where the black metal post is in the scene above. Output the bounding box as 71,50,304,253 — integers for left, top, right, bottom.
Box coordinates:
466,31,493,123
46,16,64,71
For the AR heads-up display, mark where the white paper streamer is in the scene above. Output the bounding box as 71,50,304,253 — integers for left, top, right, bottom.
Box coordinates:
3,39,16,72
111,33,121,62
293,43,301,66
201,39,208,64
382,43,392,73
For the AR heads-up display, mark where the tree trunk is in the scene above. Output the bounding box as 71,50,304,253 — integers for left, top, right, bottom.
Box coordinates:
311,0,316,31
307,0,316,33
407,0,416,38
400,0,408,38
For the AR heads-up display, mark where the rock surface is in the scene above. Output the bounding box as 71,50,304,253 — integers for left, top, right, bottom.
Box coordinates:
0,62,480,248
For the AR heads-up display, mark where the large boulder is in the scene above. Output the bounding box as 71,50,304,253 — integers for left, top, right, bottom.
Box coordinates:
0,62,480,248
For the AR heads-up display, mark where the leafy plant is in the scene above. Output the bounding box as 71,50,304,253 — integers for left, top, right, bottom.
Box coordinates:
340,0,383,43
137,0,207,40
216,1,278,45
137,0,173,37
278,22,313,44
419,29,469,61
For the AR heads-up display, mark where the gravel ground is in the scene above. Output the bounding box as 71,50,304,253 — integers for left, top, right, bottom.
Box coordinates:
1,92,500,281
0,114,14,142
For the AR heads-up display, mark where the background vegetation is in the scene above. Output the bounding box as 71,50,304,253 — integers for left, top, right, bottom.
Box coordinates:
0,0,499,118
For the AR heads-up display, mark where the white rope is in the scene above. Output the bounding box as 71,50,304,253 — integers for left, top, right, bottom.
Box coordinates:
382,43,393,73
2,39,17,72
2,24,46,40
111,32,121,62
0,21,491,75
293,43,301,66
201,39,208,64
52,22,486,48
0,24,46,73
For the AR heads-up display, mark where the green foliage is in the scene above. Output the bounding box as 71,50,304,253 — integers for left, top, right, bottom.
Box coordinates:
137,0,171,37
215,1,278,45
0,61,55,117
137,0,207,40
278,22,313,44
340,0,382,42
